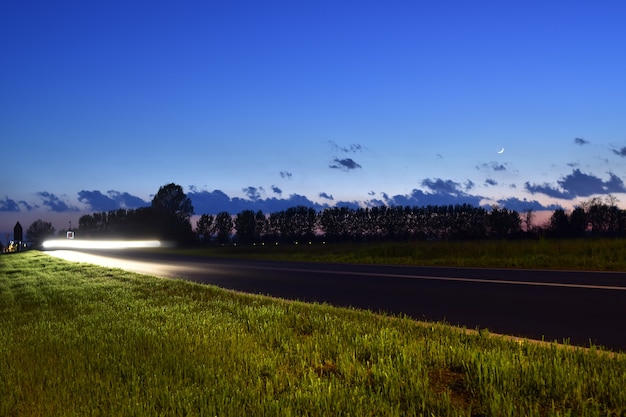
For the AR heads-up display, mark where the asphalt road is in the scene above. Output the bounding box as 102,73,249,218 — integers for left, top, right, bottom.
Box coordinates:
47,249,626,352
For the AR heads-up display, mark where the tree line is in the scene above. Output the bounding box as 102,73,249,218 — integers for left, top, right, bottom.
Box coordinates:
22,183,626,246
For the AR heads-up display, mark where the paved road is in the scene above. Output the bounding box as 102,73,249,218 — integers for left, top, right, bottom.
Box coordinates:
47,249,626,351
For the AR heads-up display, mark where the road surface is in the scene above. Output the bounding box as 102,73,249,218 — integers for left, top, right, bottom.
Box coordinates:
46,249,626,351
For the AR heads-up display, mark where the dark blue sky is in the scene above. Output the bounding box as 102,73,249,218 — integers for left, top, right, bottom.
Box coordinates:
2,1,626,235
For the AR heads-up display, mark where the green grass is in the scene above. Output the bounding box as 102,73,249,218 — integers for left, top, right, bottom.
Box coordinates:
179,238,626,270
1,251,626,416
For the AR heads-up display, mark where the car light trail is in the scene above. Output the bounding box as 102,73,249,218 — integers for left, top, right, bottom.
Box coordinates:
45,250,193,278
42,239,161,250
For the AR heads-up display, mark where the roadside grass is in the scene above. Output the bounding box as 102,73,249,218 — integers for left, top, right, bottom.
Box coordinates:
1,251,625,416
178,238,626,271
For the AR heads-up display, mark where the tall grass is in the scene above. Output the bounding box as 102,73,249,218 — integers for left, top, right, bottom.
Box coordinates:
1,251,625,416
183,238,626,270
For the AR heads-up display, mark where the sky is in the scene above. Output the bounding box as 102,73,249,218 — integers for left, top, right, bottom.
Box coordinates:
2,0,626,238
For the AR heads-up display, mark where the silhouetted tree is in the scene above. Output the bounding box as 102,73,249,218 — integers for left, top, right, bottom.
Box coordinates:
196,214,215,244
549,208,570,238
215,211,233,244
320,206,354,242
235,210,257,244
283,206,317,242
151,183,194,243
569,207,587,236
254,210,267,241
488,206,521,238
26,219,55,246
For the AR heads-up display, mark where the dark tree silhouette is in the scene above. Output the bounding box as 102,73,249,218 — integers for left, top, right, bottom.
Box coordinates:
488,206,522,238
235,210,257,244
549,208,570,238
151,183,194,243
26,219,55,245
569,207,588,237
215,211,233,244
196,214,215,244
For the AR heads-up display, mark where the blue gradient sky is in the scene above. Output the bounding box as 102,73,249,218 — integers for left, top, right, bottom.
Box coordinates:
2,1,626,236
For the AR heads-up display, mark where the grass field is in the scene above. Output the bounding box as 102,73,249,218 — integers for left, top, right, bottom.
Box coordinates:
178,237,626,271
1,250,625,416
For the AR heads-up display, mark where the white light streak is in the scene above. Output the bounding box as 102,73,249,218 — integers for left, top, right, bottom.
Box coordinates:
42,239,161,250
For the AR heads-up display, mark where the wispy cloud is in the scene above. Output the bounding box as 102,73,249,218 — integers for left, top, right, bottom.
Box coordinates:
319,192,334,200
0,197,21,212
329,140,365,153
271,185,282,195
612,147,626,157
485,178,498,186
478,162,507,172
279,171,293,179
574,137,589,145
329,158,362,171
37,192,79,212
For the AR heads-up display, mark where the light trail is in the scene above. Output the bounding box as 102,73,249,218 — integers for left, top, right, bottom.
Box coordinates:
45,250,195,278
42,239,161,250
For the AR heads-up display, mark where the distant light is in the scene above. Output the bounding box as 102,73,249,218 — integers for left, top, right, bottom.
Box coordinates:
42,239,161,250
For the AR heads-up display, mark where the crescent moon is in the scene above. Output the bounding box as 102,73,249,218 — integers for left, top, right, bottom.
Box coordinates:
497,148,505,154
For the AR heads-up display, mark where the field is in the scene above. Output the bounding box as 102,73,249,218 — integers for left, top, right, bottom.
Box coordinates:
179,237,626,271
1,249,625,416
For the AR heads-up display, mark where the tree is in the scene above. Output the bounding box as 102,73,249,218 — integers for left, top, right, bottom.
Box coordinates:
152,183,194,221
151,183,194,243
196,214,215,244
523,208,534,233
215,211,233,244
549,208,569,238
254,210,267,241
569,207,588,237
235,210,256,244
488,206,521,238
26,219,55,246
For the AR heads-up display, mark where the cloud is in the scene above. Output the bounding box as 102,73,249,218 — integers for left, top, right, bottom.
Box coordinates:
271,185,282,195
478,162,507,172
612,147,626,157
524,182,571,199
187,189,232,214
574,137,589,145
525,169,626,199
485,178,498,186
37,192,80,212
421,178,464,195
243,186,264,201
329,158,362,171
377,178,484,208
107,191,149,208
0,197,20,212
334,200,361,210
78,190,149,211
495,197,561,212
188,188,328,215
279,171,293,179
329,141,364,153
319,192,334,200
